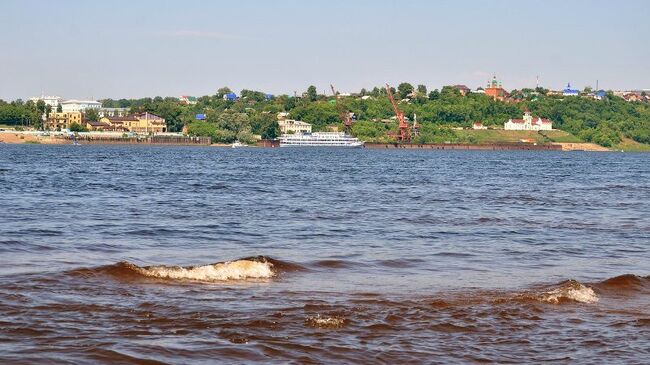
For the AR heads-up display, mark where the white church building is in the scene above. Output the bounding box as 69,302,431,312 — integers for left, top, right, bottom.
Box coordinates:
504,110,552,131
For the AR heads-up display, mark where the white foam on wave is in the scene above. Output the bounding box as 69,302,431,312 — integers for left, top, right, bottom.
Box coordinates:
305,315,346,328
136,259,275,281
539,281,599,304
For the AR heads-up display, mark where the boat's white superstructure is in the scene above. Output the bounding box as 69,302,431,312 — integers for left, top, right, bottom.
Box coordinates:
279,132,364,147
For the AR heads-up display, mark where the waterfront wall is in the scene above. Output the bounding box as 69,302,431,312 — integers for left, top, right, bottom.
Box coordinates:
256,139,281,148
60,135,212,145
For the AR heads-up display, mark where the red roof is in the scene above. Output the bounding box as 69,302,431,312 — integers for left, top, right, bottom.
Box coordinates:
106,116,137,122
509,117,551,125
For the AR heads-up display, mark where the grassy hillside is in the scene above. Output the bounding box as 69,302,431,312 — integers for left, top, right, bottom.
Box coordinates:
453,129,583,144
539,130,584,143
614,137,650,152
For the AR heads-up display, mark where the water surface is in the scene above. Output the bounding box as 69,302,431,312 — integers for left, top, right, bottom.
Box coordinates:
0,145,648,364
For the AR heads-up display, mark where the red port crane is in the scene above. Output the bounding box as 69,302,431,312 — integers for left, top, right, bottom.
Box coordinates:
330,84,353,133
386,84,411,143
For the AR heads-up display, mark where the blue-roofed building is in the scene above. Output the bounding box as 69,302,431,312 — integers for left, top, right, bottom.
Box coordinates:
195,114,206,120
563,83,580,96
265,94,274,100
223,92,238,101
595,90,606,100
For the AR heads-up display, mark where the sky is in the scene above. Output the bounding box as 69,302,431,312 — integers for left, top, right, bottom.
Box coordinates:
1,0,649,100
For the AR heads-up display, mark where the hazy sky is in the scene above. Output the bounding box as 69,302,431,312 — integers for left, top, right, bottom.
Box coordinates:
1,0,648,100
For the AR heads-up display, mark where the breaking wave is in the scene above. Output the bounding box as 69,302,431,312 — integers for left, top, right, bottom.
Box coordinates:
305,314,346,329
510,275,648,304
134,260,273,281
506,280,600,305
536,280,599,304
69,256,303,283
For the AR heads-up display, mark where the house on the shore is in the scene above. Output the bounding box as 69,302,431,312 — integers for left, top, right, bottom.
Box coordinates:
98,112,167,133
45,111,82,130
60,99,102,113
504,110,552,131
29,95,63,115
85,120,112,131
98,107,129,118
278,119,312,134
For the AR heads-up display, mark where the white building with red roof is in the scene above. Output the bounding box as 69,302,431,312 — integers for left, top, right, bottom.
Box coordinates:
504,110,552,131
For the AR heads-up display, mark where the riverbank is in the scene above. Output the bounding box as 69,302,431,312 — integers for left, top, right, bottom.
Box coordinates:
0,132,67,145
364,142,562,151
3,130,647,152
0,131,210,146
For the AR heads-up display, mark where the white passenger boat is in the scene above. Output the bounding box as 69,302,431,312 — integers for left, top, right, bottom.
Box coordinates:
279,132,364,147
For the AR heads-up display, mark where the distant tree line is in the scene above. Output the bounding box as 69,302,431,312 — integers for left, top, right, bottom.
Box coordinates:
0,99,44,129
4,82,648,147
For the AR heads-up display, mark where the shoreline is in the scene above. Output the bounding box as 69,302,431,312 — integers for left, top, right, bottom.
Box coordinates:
363,142,562,151
0,131,633,151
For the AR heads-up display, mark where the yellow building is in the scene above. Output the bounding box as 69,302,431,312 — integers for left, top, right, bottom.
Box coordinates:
100,112,167,134
46,111,82,130
278,119,312,134
85,120,112,131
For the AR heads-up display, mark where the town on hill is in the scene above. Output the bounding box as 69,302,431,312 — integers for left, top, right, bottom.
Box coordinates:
1,77,649,151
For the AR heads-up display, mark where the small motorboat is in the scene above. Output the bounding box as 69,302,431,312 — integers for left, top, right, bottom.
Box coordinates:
231,140,247,148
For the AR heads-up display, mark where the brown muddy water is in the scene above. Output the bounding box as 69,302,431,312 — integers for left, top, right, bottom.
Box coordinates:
0,145,648,364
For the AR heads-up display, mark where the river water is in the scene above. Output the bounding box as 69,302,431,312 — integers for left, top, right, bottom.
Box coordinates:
0,145,648,364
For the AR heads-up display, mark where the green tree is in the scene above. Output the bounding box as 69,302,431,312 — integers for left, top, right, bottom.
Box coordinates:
187,121,219,140
69,122,88,132
36,100,45,117
36,100,47,124
56,104,62,112
306,85,318,102
45,105,52,122
250,111,279,138
261,121,280,139
217,87,232,98
85,108,99,122
397,82,414,99
241,89,267,102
